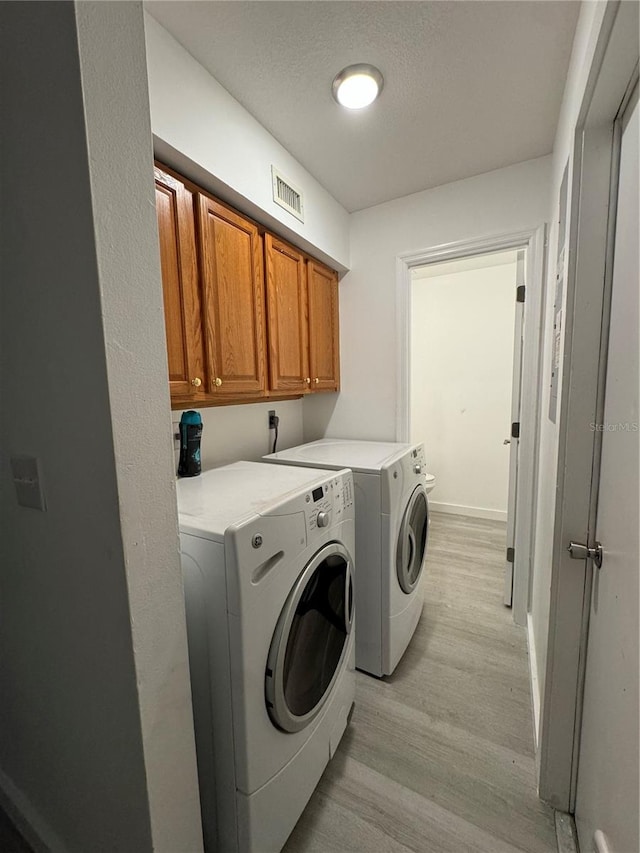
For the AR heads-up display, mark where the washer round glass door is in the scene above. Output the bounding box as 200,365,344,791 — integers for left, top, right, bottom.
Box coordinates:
265,541,353,733
396,485,429,594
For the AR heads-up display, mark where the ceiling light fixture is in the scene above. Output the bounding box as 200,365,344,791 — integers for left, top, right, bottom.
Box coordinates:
332,63,384,110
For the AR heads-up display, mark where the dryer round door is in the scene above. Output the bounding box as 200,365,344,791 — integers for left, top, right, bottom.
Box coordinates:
396,485,429,594
265,541,354,733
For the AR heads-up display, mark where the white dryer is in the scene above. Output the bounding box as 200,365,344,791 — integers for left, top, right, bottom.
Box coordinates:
264,440,429,677
177,461,356,853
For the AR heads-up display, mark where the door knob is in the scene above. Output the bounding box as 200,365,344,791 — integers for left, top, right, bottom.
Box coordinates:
214,377,223,387
191,377,202,387
567,541,603,569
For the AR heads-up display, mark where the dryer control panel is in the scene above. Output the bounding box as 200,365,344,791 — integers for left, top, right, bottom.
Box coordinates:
409,444,427,476
305,470,354,533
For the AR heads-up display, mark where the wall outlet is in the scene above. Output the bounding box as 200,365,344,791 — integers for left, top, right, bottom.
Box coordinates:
268,410,277,429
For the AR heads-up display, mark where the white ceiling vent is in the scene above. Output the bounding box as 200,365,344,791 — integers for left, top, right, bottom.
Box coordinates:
271,167,304,222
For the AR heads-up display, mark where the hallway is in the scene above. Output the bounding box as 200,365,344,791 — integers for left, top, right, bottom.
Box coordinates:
285,513,556,853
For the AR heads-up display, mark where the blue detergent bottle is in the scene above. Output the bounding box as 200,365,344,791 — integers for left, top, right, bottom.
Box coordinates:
178,410,203,477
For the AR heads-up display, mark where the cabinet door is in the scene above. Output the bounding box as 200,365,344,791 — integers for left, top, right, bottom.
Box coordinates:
307,260,340,391
197,195,267,397
154,166,204,400
264,234,309,393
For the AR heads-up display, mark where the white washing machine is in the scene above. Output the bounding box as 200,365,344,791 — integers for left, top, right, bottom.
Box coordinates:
264,440,429,677
176,461,355,853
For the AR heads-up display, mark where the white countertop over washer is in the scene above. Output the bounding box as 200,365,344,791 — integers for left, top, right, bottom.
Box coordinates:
176,460,348,541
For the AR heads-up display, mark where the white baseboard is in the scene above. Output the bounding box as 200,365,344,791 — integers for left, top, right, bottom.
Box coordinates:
0,766,68,853
428,501,507,522
527,612,541,750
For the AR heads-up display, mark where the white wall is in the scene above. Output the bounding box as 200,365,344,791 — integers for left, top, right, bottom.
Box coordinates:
0,3,202,852
173,400,304,472
410,256,517,519
144,12,350,272
303,155,551,443
528,0,609,719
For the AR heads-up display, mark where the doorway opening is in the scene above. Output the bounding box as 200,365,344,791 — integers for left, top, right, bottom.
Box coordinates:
409,249,520,525
395,226,547,630
409,248,526,611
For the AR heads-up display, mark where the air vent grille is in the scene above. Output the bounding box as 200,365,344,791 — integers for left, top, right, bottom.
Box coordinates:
271,167,304,222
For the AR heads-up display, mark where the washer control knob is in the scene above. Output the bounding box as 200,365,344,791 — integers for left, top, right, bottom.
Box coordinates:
316,511,330,528
413,464,422,474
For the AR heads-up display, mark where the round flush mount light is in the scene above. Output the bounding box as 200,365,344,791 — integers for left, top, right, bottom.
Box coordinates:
332,63,384,110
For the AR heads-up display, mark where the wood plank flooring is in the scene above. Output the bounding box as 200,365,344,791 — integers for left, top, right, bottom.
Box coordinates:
283,512,557,853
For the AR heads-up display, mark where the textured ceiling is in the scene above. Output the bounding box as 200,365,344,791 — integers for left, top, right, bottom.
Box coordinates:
145,1,579,213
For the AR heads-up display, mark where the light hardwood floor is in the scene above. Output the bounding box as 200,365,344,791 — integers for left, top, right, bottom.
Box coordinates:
283,512,557,853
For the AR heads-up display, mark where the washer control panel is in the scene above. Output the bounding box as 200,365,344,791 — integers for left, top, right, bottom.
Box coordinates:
306,470,353,533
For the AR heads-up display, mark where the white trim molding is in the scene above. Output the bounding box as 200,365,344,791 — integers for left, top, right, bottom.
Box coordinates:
429,501,507,522
527,612,542,750
396,226,547,628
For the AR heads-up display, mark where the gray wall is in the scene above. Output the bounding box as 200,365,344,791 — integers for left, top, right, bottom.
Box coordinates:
0,3,202,851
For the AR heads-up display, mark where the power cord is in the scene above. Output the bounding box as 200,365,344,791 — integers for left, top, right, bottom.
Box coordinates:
268,410,279,454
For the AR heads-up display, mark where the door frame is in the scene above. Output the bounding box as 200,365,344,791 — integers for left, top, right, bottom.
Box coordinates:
395,224,547,627
537,0,639,811
504,250,526,607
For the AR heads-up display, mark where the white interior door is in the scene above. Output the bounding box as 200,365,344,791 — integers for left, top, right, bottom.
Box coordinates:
503,250,525,605
574,82,639,853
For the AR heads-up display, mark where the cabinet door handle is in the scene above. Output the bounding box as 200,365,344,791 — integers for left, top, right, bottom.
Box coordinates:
214,377,223,387
191,377,202,387
314,378,320,384
305,377,311,385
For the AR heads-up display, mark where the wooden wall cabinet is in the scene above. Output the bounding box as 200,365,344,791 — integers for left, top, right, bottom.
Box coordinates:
264,236,340,395
307,259,340,392
154,166,204,402
197,195,267,398
154,162,340,408
264,234,309,394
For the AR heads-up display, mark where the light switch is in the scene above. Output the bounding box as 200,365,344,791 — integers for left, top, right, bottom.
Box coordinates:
10,455,46,511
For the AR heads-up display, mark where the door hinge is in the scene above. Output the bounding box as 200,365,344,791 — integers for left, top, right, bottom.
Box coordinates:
516,285,526,303
506,547,515,563
511,422,520,439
